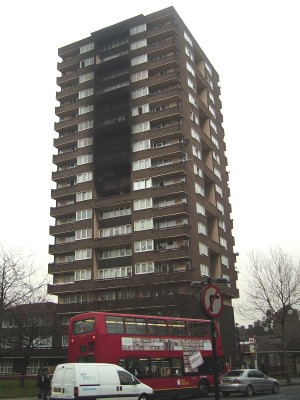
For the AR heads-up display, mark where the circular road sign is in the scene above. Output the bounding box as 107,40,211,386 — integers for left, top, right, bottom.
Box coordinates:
202,284,223,318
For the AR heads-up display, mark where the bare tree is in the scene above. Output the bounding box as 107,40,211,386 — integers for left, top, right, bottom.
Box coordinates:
0,244,48,357
237,247,300,382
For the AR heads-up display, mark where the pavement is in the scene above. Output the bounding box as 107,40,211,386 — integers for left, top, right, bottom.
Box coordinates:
1,378,300,400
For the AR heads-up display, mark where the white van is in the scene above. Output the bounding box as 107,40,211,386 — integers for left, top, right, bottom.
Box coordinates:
50,363,154,400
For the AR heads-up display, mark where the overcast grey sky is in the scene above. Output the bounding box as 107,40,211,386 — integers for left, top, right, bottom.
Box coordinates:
1,0,299,324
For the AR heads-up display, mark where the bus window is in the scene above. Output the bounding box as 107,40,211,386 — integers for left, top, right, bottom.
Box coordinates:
187,321,209,337
127,358,151,378
151,358,171,377
125,317,147,335
148,319,167,335
168,320,186,336
106,315,124,334
171,358,183,375
73,318,95,335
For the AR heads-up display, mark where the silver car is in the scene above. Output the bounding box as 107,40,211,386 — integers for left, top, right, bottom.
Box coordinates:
219,368,279,397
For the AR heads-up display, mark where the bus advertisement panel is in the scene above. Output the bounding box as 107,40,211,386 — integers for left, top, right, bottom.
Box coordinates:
68,312,224,398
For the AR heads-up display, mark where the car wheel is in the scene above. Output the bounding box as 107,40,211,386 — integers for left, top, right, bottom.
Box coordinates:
222,392,231,397
245,384,254,397
272,382,279,393
198,379,209,397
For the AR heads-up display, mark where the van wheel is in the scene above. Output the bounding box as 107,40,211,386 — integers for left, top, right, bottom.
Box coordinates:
138,394,149,400
199,379,209,397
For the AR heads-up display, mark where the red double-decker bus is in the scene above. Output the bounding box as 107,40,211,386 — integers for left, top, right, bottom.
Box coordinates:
68,312,224,398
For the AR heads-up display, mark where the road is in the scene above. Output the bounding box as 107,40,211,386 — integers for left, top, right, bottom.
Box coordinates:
204,385,300,399
1,386,299,400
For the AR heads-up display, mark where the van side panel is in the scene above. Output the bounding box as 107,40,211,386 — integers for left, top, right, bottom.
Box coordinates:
75,364,101,397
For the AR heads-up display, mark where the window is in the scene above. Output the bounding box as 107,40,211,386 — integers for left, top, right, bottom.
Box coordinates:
99,266,132,280
209,105,216,119
133,178,152,191
131,54,148,66
76,209,92,221
196,203,205,215
135,261,154,274
195,182,205,196
148,319,167,335
78,104,94,115
77,154,93,165
222,273,230,287
221,255,229,267
75,249,92,260
100,206,131,219
187,78,197,93
131,87,149,99
218,219,226,232
198,222,207,235
134,218,153,231
205,61,212,75
79,88,94,99
132,104,149,116
132,139,150,152
192,145,201,160
215,184,223,197
79,72,94,83
220,236,227,249
191,127,200,142
125,318,146,335
75,269,91,281
80,43,94,54
134,239,154,252
132,158,151,171
78,120,94,132
200,263,210,277
212,135,219,149
130,23,147,35
131,70,148,82
185,45,194,62
208,91,215,104
190,111,199,125
132,121,150,134
100,246,132,259
189,93,197,108
213,151,220,164
130,39,147,50
155,198,176,208
75,229,92,240
62,335,68,347
217,201,224,214
133,198,152,210
214,168,222,180
78,137,93,148
210,119,218,133
100,225,132,238
186,61,195,77
76,190,92,202
77,171,93,183
80,57,94,68
199,243,209,256
184,31,193,47
194,164,203,178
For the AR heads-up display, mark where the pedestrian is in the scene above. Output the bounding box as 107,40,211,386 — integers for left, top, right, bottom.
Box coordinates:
36,367,43,399
243,361,249,369
40,367,51,400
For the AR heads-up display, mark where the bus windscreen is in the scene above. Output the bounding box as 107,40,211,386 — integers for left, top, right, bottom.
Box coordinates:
73,318,95,334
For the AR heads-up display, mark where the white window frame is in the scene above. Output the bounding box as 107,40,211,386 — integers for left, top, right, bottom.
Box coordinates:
133,198,153,210
134,239,154,252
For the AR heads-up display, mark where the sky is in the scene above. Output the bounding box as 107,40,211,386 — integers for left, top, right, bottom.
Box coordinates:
1,0,299,324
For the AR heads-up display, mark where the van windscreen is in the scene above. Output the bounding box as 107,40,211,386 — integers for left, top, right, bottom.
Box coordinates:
73,318,95,334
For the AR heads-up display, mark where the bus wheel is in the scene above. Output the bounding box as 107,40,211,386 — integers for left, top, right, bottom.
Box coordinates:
199,379,209,397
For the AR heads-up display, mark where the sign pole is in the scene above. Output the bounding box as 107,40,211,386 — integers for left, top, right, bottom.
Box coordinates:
211,318,220,400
